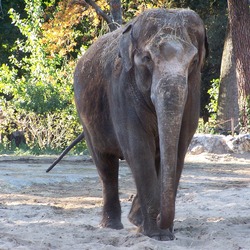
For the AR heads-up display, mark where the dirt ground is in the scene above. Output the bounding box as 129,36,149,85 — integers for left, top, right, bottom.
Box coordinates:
0,153,250,250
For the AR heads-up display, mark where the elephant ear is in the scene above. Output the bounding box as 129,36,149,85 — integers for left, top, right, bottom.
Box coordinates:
204,29,209,59
119,24,134,72
198,28,209,70
190,27,208,70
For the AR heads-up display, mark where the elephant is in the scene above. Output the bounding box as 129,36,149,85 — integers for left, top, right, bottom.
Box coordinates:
60,8,208,241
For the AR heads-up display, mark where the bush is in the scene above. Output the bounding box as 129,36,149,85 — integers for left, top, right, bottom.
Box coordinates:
196,79,220,134
206,78,220,119
0,0,87,154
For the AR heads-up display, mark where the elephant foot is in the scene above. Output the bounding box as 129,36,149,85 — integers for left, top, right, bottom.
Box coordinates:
128,194,143,227
128,194,174,240
138,226,175,241
128,209,143,227
100,218,123,230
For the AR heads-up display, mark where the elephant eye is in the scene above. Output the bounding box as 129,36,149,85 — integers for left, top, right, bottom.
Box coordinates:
192,57,198,66
142,54,152,63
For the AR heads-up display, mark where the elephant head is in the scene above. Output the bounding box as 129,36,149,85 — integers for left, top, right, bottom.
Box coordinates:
119,9,207,231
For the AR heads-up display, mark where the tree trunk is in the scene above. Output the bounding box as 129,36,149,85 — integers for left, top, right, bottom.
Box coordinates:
110,0,122,29
227,0,250,132
216,23,239,134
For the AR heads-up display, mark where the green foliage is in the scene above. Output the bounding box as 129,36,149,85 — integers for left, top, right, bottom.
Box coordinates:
196,78,221,134
206,78,220,118
197,119,217,134
0,0,87,154
0,0,26,65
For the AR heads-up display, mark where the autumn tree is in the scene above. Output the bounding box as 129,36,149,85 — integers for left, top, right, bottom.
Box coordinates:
227,0,250,132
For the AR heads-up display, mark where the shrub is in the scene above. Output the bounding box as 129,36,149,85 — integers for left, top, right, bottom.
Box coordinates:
0,0,87,154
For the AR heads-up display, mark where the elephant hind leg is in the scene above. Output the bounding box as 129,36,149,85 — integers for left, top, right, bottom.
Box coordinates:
97,153,123,230
84,132,123,230
98,156,123,229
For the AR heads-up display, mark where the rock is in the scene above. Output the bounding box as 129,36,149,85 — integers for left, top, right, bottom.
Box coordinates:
188,134,250,155
226,134,250,154
190,145,204,155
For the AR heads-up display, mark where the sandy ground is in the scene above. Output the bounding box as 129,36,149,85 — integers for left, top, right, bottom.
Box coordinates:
0,153,250,250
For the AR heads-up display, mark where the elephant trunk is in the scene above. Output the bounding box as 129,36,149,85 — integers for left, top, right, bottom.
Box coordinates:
151,75,188,230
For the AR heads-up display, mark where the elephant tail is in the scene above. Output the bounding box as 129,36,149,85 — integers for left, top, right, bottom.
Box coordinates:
46,132,85,173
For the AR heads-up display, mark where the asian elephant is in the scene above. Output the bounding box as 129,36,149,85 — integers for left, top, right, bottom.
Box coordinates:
74,8,208,240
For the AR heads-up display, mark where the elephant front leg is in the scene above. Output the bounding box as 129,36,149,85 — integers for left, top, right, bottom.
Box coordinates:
128,166,175,238
134,175,174,241
125,137,174,240
128,148,171,232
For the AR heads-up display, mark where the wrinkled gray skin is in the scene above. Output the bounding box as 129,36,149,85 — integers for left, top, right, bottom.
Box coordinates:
74,9,207,241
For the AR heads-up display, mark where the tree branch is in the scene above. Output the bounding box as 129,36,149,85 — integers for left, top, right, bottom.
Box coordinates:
110,0,122,25
85,0,112,25
71,0,118,31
